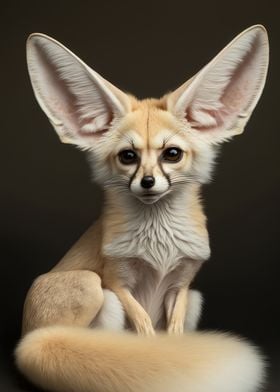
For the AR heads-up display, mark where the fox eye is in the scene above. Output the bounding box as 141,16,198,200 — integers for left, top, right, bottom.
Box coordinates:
118,149,138,165
162,147,183,163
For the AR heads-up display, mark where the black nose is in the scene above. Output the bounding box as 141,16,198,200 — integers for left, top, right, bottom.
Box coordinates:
141,175,155,189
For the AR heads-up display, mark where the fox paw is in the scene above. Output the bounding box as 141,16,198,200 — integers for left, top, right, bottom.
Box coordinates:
167,318,184,335
135,314,155,336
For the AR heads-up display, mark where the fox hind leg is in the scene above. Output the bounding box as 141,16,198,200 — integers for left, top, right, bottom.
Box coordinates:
22,270,104,335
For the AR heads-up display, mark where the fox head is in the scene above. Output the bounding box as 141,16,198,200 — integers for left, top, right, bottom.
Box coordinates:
26,26,269,204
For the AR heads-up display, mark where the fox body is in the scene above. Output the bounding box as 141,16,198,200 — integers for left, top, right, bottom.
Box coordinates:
15,25,269,392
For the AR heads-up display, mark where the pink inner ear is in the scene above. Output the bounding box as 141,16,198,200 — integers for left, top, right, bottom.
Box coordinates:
185,32,265,132
38,45,81,135
78,113,113,137
221,40,260,113
30,38,117,142
77,108,113,135
187,107,226,131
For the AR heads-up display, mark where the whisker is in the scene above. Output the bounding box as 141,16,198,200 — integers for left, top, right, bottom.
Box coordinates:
169,172,201,186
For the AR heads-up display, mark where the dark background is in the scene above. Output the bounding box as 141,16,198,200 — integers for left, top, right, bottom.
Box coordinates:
1,1,279,391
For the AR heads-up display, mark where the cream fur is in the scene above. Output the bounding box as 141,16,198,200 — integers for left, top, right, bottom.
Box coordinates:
91,289,125,331
15,25,270,392
103,188,210,273
184,289,203,330
90,288,202,332
15,326,265,392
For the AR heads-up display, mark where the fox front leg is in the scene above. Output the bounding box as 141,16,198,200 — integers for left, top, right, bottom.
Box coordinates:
165,260,203,334
165,287,188,334
103,262,155,336
165,288,203,334
106,284,155,336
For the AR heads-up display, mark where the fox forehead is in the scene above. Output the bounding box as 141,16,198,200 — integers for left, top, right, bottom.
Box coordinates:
115,97,190,151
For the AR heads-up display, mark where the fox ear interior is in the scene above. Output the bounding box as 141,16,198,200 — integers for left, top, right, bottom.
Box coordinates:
167,25,269,143
26,33,131,147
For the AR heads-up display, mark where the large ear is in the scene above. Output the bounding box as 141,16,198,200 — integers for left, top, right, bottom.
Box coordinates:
26,33,131,147
167,25,269,143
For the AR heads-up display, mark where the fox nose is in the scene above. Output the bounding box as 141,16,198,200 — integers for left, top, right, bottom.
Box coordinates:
141,175,155,189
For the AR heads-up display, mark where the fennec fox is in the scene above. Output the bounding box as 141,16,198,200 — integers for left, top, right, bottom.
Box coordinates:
15,25,269,392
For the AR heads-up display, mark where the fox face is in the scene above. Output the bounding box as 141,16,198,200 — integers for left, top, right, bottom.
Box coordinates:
26,26,269,204
91,99,205,204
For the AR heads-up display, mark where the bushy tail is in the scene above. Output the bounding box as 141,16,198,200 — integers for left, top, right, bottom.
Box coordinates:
15,326,265,392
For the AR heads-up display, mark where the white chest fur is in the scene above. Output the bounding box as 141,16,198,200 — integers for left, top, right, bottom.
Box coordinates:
103,193,210,274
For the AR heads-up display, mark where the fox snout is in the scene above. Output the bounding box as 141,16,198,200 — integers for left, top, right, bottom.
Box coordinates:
130,168,170,204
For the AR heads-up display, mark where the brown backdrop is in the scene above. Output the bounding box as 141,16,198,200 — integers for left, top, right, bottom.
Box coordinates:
0,1,279,391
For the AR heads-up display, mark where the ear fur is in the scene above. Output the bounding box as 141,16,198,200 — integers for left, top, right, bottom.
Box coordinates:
26,33,131,148
167,25,269,143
